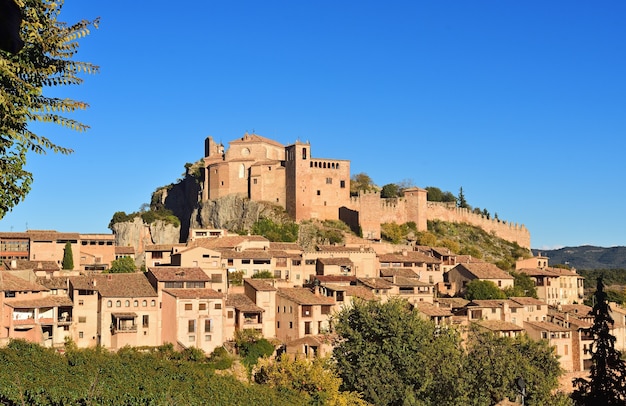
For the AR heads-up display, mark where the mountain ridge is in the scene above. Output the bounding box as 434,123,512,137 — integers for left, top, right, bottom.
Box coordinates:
532,245,626,270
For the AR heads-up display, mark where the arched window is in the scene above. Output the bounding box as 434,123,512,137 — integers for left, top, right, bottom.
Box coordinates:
116,300,121,307
133,300,138,307
125,300,130,307
302,148,307,159
107,300,112,308
142,300,147,307
238,163,245,178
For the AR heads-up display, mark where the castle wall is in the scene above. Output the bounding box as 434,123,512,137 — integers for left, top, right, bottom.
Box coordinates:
249,162,286,207
425,202,531,248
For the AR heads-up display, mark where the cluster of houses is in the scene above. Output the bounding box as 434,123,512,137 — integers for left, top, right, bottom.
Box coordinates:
0,229,621,374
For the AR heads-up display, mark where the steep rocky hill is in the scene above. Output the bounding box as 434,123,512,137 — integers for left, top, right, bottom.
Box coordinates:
532,246,626,270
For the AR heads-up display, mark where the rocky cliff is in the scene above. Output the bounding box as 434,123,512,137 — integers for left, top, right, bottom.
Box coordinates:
111,217,181,266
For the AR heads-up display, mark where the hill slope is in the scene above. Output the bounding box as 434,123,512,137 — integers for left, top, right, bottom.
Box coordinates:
532,246,626,270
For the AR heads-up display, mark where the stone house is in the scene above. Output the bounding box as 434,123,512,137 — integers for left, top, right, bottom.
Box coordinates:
275,287,335,344
524,320,575,372
446,262,514,296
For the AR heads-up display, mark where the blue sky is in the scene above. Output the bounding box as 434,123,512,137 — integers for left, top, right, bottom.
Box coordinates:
1,1,625,250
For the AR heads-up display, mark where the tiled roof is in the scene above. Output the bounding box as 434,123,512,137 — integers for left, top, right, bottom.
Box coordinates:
163,288,223,299
469,299,523,309
230,133,285,148
26,230,80,241
245,279,277,292
148,267,211,282
5,295,73,308
316,245,375,253
414,302,453,317
269,242,303,252
546,266,582,277
516,268,559,277
476,320,524,332
315,275,357,283
318,257,352,266
36,276,69,290
455,255,484,264
2,260,60,272
286,334,336,347
144,244,179,252
226,293,264,312
323,284,377,301
392,275,432,287
378,251,441,264
455,262,513,280
508,297,547,306
115,246,135,254
192,236,269,250
277,288,335,305
0,272,48,292
379,268,419,278
524,321,572,332
216,249,273,259
70,274,157,298
435,298,470,309
357,277,393,290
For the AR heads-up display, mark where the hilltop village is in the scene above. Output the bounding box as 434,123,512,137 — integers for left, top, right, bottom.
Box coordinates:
0,133,614,377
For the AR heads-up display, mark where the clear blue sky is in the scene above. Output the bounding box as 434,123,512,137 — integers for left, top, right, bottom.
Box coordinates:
2,1,625,250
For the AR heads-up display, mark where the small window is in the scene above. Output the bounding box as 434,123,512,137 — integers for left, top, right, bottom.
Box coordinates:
326,177,332,184
277,321,280,329
79,331,84,339
78,300,84,306
78,316,86,323
107,300,112,308
188,320,196,333
151,300,156,307
199,303,207,311
116,300,121,307
289,321,293,329
189,335,195,342
142,300,147,307
185,303,193,311
316,190,321,196
205,335,212,342
142,315,149,327
227,311,234,319
204,319,212,333
134,300,139,307
125,300,130,307
215,303,222,309
340,180,345,188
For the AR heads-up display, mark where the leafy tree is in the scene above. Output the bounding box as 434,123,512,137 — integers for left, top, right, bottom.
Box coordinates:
254,354,368,406
332,298,467,405
504,271,538,298
350,172,377,196
457,186,470,209
415,231,438,246
380,183,400,198
572,277,626,405
252,270,274,279
464,279,507,300
425,186,456,203
62,241,73,270
380,222,405,244
107,256,136,273
235,329,275,370
251,218,298,242
0,0,99,218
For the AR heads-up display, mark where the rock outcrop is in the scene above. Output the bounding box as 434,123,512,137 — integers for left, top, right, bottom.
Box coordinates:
111,217,180,266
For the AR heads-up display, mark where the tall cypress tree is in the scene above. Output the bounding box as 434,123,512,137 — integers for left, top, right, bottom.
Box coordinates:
572,276,626,405
62,241,73,270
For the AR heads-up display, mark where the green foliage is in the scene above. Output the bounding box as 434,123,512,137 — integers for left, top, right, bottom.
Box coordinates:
578,269,626,289
106,256,136,273
332,299,564,406
503,271,539,298
251,218,299,242
252,270,274,279
0,0,99,218
464,279,507,300
0,339,303,405
573,277,626,405
425,186,456,203
109,208,180,230
254,354,368,406
208,346,234,370
228,270,244,286
62,241,73,270
350,172,377,196
457,186,470,209
235,329,275,370
380,222,415,244
380,183,401,198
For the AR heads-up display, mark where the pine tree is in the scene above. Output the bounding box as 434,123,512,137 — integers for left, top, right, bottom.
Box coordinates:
572,276,626,405
62,241,73,270
457,187,469,209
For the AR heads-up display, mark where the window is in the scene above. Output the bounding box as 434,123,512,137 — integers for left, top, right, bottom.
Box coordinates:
274,270,281,278
321,305,331,315
78,316,86,323
326,177,332,184
302,147,307,159
188,320,196,333
164,282,184,289
189,335,195,342
142,315,149,327
304,321,311,335
151,300,156,307
199,303,207,311
204,319,212,333
316,190,321,196
227,310,234,319
78,300,84,306
116,300,121,307
186,282,206,288
152,251,163,259
185,303,193,311
305,259,316,265
211,274,223,283
142,300,147,307
107,300,112,308
340,180,345,188
125,300,130,307
253,178,257,184
215,303,222,309
289,321,293,329
277,321,280,329
205,335,212,342
133,300,138,307
79,331,84,339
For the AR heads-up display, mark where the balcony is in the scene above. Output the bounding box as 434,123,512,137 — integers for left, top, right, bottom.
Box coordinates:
112,324,137,334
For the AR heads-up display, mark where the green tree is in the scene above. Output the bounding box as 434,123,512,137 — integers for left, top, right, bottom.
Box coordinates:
332,298,466,405
380,183,400,198
457,186,470,209
107,256,136,273
425,186,456,202
0,0,99,218
504,271,539,298
350,172,376,196
464,279,507,300
572,277,626,405
62,241,73,270
252,270,274,279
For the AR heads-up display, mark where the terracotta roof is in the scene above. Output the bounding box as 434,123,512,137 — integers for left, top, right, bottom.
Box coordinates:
315,275,357,283
36,276,69,290
0,272,48,292
115,246,135,255
455,255,483,264
192,235,269,250
144,244,179,252
5,295,73,308
435,298,470,309
163,288,223,299
26,230,80,241
318,257,352,266
546,266,582,277
476,320,524,332
378,251,441,264
316,245,375,253
469,299,523,309
454,262,513,280
414,302,453,317
379,268,419,278
216,249,273,259
560,304,593,316
269,242,303,252
148,267,211,282
323,284,377,301
357,277,393,290
226,293,264,312
230,133,285,148
508,297,547,306
392,275,432,287
277,288,335,305
70,274,157,298
2,260,60,272
245,279,277,292
524,321,572,332
286,334,336,347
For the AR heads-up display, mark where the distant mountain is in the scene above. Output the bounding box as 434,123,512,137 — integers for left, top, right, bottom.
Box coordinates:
532,245,626,270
